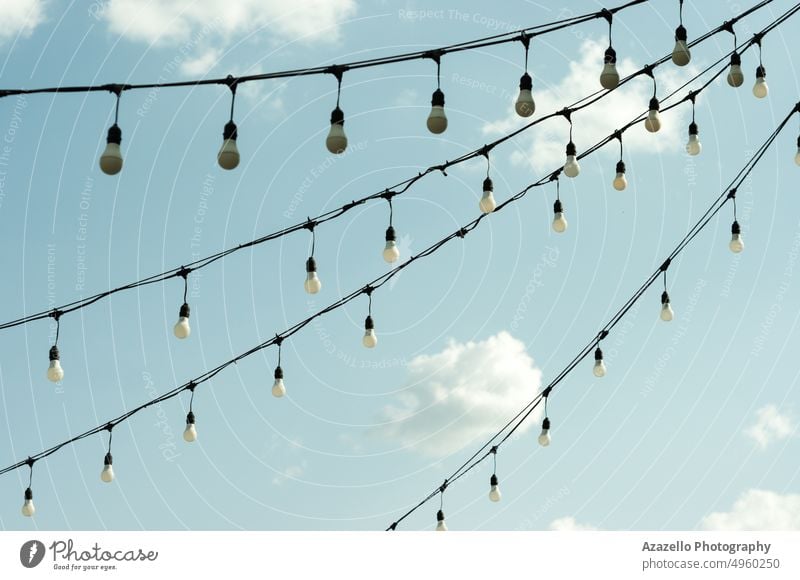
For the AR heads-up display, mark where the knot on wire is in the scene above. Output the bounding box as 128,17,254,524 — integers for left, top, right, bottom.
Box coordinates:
727,188,737,200
439,479,449,493
558,107,573,122
456,228,468,239
304,218,317,232
380,190,397,201
519,31,531,49
721,20,735,35
490,445,498,455
25,457,35,468
49,309,63,321
102,84,128,96
542,386,553,398
326,65,349,82
186,381,196,393
434,163,448,176
105,422,114,433
599,8,613,24
177,266,191,280
549,170,561,182
642,64,655,79
223,74,239,93
423,49,443,64
660,258,672,272
598,329,609,341
363,285,374,297
274,335,284,347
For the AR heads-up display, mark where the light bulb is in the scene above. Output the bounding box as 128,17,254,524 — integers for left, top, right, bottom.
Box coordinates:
515,73,535,117
593,347,606,377
326,107,347,154
100,452,114,483
183,411,197,442
479,177,497,213
272,366,286,398
613,160,627,191
99,124,123,175
552,199,568,233
173,303,191,339
363,315,378,348
538,417,551,447
727,52,744,87
489,474,502,502
600,46,619,89
729,220,744,253
686,122,701,156
436,510,447,531
21,488,35,517
47,345,64,382
660,291,674,322
217,121,240,170
383,226,400,263
752,65,768,98
795,136,800,165
672,25,691,66
304,257,322,294
427,89,448,134
563,141,580,178
644,97,661,133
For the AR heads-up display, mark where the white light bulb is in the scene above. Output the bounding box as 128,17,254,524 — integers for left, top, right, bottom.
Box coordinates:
645,98,661,133
752,66,768,98
304,257,322,294
272,366,286,398
217,121,240,170
326,107,347,154
729,221,744,253
563,142,580,178
515,73,535,117
660,292,674,322
489,475,502,502
686,123,702,156
612,161,627,191
672,25,691,66
436,510,447,531
47,346,63,382
363,316,377,348
593,347,606,377
794,146,800,166
100,454,114,483
173,303,191,339
727,53,744,87
427,89,448,134
183,412,197,442
383,226,399,263
600,47,619,89
479,178,496,213
538,417,551,447
21,489,35,517
552,199,567,233
99,124,123,175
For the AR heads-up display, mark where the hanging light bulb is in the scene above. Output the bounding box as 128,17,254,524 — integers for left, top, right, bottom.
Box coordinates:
304,257,322,294
435,509,447,531
183,411,197,442
613,160,627,191
515,73,535,117
479,177,497,213
173,303,191,339
600,46,619,90
672,25,691,66
382,226,400,263
660,291,674,322
99,124,123,175
362,315,378,348
272,366,286,398
47,345,64,382
593,347,607,377
563,141,580,178
795,136,800,166
538,417,551,447
729,220,744,253
217,121,240,170
752,66,768,98
552,199,567,233
21,488,35,517
686,122,702,156
489,474,502,502
727,52,744,87
326,107,348,154
644,97,661,133
427,89,448,134
100,452,114,483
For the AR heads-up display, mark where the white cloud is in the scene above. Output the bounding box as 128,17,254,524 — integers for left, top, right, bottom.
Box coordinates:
1,0,46,45
549,516,598,531
373,331,542,457
702,489,800,530
272,461,307,485
483,38,699,172
103,0,357,47
744,404,794,449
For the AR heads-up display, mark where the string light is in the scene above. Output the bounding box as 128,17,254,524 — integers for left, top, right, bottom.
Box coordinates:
551,177,568,233
563,113,580,178
644,69,662,133
488,447,502,502
100,425,115,483
538,388,552,447
593,344,607,378
99,88,124,176
686,93,702,155
21,460,35,517
435,482,448,531
515,34,535,117
752,37,768,98
426,51,448,134
183,383,198,443
326,67,348,154
795,135,800,166
660,263,674,322
272,338,286,398
613,132,628,191
173,269,192,339
217,76,240,170
362,288,378,348
726,24,745,87
382,194,400,263
304,224,322,294
728,189,745,253
600,10,620,89
479,151,497,214
46,311,64,383
672,0,691,66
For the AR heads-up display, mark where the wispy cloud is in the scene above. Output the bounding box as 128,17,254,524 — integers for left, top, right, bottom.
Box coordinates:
373,331,542,457
1,0,46,46
744,404,794,449
549,516,599,531
702,489,800,530
272,460,308,485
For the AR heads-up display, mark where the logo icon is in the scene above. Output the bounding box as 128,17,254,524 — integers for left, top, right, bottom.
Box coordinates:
20,540,46,568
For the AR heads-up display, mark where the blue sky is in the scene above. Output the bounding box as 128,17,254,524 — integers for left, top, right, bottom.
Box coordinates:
0,0,799,531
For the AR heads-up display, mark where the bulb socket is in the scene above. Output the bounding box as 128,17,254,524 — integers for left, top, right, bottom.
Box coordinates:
222,120,238,141
796,135,800,148
675,25,688,41
731,220,741,235
649,97,660,112
490,474,498,486
49,345,60,361
615,160,626,174
306,256,317,273
519,72,533,91
104,452,113,466
431,88,445,107
364,315,374,331
106,124,122,145
730,52,741,66
482,177,493,192
186,411,196,425
755,65,766,79
437,509,445,522
688,122,699,136
330,107,345,126
274,365,284,380
542,417,551,430
604,46,617,64
566,141,577,156
179,302,190,318
25,487,33,501
661,290,670,305
594,346,604,361
385,226,396,242
553,199,563,214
